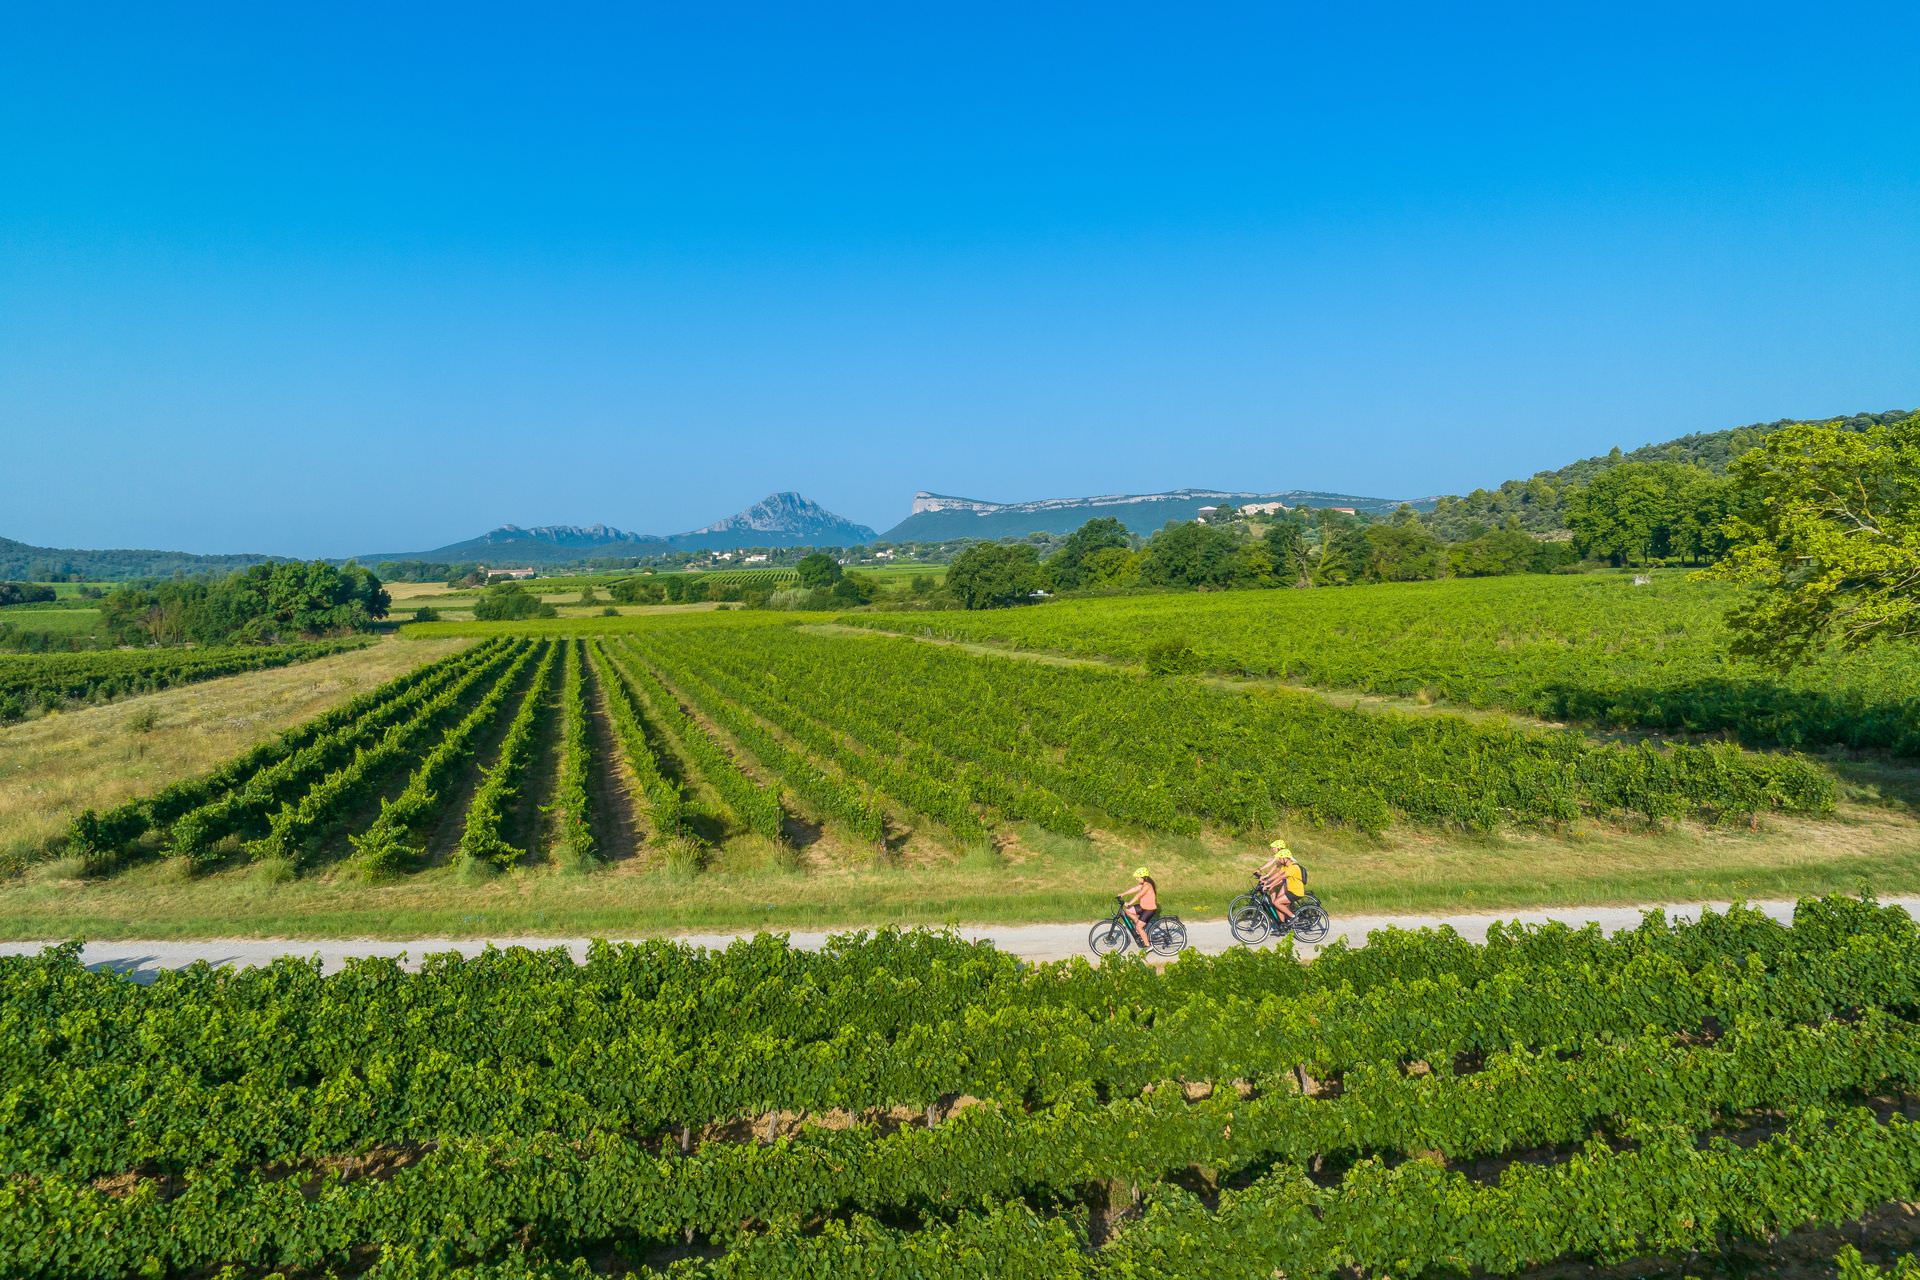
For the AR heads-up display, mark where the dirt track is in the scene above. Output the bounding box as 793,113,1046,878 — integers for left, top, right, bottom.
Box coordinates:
6,896,1914,982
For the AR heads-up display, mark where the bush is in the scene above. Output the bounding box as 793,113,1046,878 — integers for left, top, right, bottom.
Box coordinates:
1144,636,1200,675
473,583,557,621
413,607,441,622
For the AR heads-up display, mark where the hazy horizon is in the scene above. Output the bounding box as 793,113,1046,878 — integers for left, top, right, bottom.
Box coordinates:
5,4,1916,557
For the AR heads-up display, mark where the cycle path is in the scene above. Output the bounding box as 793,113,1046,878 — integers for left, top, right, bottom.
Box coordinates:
6,895,1914,983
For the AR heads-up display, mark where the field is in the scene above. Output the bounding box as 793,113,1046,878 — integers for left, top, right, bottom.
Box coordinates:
9,898,1920,1277
0,637,471,873
5,573,1919,938
0,603,105,643
0,638,365,723
851,572,1920,753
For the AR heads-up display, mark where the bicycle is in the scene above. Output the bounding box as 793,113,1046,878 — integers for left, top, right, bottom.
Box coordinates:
1228,878,1331,946
1089,895,1189,957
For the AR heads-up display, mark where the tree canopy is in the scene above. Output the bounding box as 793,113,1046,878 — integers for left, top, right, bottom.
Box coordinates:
1708,415,1920,665
101,561,389,646
795,553,842,589
472,582,558,621
1047,518,1131,590
945,543,1049,609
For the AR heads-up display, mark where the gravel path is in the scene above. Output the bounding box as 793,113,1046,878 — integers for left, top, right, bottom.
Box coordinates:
6,896,1913,982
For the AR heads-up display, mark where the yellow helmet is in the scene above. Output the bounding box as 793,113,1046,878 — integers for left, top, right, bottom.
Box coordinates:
1133,866,1151,880
1268,839,1291,854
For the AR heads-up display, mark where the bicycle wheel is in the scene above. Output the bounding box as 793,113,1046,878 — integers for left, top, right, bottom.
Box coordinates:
1149,916,1189,956
1292,906,1331,945
1089,918,1131,957
1229,901,1271,945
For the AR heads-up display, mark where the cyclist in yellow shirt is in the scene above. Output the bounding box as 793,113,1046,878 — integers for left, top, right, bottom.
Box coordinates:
1257,839,1306,925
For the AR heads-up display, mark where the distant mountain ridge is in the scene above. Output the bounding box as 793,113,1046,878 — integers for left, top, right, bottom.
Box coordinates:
361,492,878,564
881,487,1418,542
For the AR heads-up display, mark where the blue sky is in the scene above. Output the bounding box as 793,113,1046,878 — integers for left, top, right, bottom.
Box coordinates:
3,3,1916,557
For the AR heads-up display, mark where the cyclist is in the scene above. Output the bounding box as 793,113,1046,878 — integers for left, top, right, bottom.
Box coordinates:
1257,840,1306,926
1119,867,1158,947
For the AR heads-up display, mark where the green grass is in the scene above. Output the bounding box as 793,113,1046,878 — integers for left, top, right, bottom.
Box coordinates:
0,606,105,638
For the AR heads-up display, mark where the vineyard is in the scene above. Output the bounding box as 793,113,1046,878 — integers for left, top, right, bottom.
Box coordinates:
6,897,1920,1277
0,638,365,724
850,572,1920,754
61,612,1840,879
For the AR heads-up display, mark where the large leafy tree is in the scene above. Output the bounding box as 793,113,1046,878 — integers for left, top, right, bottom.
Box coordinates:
1137,521,1244,588
945,543,1049,609
1047,518,1130,590
1261,512,1310,585
795,552,842,589
1565,461,1732,567
1708,416,1920,665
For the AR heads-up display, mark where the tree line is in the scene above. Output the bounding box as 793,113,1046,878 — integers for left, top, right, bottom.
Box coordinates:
939,505,1578,610
98,562,390,646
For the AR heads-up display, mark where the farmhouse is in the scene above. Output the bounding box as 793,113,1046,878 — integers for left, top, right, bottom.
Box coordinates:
481,566,536,580
1243,500,1289,515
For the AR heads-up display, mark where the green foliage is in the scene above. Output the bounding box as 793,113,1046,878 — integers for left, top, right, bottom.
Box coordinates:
4,899,1919,1277
0,640,361,725
1564,461,1732,567
459,643,561,868
472,582,558,621
99,560,390,645
1423,407,1914,539
658,620,1827,833
795,552,843,589
1709,415,1920,666
1447,523,1574,577
946,542,1049,609
552,641,597,866
1142,636,1199,675
852,573,1920,754
1048,518,1131,590
600,641,784,842
1137,519,1249,588
0,582,56,606
1261,512,1310,583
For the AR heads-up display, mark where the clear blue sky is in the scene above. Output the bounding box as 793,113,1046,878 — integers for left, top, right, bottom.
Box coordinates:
3,3,1915,557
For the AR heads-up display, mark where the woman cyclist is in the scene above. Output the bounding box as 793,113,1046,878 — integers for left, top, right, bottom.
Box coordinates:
1119,867,1158,947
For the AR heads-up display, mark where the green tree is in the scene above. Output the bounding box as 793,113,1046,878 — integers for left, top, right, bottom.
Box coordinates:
945,543,1049,609
1047,518,1130,590
1313,527,1371,586
1363,521,1443,582
1137,521,1242,588
1565,461,1720,567
472,582,558,621
1448,525,1540,577
1262,513,1309,585
1079,545,1139,587
100,561,388,645
1707,416,1920,664
796,552,843,589
829,573,877,606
